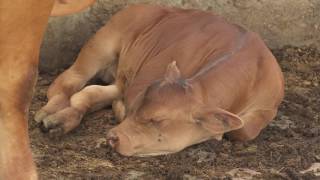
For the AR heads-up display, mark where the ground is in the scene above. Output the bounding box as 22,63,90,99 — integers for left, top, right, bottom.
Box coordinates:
29,46,320,179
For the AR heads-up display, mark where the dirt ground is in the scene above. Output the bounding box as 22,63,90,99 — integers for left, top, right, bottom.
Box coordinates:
29,46,320,179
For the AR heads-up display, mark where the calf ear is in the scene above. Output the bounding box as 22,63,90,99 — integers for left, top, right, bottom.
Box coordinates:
128,88,148,114
163,61,181,84
194,108,244,137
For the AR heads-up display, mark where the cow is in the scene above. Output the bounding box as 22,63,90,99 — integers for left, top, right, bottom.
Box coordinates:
35,4,284,157
0,0,95,179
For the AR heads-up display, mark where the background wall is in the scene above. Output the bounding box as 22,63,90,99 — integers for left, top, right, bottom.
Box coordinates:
40,0,320,71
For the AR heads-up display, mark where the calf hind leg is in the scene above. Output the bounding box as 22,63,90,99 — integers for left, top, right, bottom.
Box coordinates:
40,85,120,137
227,109,277,141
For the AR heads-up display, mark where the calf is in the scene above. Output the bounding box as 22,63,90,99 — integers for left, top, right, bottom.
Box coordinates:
36,4,284,157
0,0,95,179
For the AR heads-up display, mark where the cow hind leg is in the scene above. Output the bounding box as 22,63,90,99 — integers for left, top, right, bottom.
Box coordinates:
226,109,277,141
0,1,55,178
40,84,120,137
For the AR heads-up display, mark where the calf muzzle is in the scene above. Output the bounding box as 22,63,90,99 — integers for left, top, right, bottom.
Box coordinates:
106,131,119,149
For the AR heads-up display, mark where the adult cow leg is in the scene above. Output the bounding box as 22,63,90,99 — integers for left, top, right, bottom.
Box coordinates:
0,1,54,179
0,65,38,179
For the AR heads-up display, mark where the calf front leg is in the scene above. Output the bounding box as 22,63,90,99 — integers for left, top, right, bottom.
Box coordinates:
35,19,122,128
34,68,89,123
40,85,120,136
112,99,126,121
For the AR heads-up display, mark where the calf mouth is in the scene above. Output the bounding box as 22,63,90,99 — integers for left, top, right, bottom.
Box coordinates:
133,151,175,157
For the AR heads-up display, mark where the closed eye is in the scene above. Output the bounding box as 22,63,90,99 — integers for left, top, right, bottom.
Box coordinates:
150,118,162,124
137,117,164,124
149,117,167,125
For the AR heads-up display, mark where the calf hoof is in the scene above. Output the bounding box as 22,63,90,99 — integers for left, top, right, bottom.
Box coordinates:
34,109,50,123
39,107,83,138
39,115,65,138
226,130,259,141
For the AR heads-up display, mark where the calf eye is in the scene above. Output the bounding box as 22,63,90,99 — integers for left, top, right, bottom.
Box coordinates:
194,118,201,124
149,118,163,125
150,118,158,124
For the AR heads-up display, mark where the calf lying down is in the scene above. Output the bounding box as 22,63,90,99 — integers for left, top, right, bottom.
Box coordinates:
35,4,284,156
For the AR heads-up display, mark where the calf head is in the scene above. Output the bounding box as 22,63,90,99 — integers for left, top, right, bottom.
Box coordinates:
107,62,244,156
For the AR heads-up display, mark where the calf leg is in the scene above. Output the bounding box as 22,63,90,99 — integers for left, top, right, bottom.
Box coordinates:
34,69,89,123
40,85,120,136
35,20,122,126
227,109,277,141
112,99,126,121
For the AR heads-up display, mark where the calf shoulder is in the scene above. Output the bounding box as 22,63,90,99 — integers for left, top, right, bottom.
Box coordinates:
108,4,171,42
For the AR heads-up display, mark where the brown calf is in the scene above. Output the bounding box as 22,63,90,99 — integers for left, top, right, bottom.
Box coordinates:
36,4,284,157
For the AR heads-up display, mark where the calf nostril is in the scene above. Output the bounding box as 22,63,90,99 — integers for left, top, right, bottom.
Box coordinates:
107,132,119,148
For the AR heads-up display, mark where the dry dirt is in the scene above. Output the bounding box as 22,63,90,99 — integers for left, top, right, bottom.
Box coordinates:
29,46,320,179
